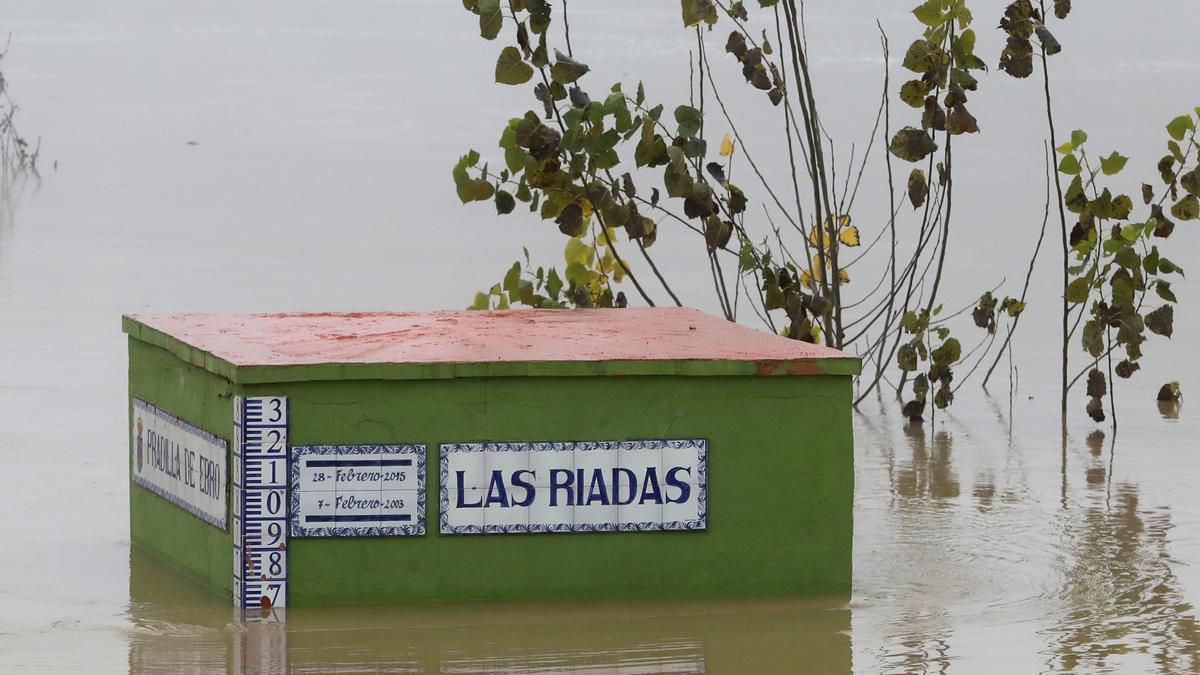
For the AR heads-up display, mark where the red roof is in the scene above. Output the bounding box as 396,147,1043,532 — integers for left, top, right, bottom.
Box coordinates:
124,308,855,368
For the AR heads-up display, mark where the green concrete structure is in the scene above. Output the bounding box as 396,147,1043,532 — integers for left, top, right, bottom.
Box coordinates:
124,308,859,607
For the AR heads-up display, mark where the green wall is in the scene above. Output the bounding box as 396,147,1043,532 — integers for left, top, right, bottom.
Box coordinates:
129,337,854,605
128,338,236,594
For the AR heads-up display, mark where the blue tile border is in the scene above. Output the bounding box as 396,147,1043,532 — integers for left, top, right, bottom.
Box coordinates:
439,439,707,535
289,444,426,538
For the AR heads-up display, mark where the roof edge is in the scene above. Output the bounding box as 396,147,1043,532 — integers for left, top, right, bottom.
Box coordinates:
123,314,862,383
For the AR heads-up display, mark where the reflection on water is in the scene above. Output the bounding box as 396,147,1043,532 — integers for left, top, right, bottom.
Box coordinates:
127,549,851,674
1043,432,1200,673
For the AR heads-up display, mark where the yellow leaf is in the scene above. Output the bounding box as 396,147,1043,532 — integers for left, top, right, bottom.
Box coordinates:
719,134,735,157
811,324,822,344
837,269,850,285
800,268,813,287
564,237,594,266
808,225,833,248
839,226,860,247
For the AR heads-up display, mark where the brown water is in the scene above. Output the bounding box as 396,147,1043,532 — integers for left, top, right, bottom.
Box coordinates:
1,1,1199,672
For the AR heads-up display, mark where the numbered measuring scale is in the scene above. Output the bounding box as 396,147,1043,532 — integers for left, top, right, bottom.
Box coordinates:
233,396,289,609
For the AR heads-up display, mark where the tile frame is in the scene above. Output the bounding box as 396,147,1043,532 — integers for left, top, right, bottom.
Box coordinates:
288,444,426,538
439,439,708,535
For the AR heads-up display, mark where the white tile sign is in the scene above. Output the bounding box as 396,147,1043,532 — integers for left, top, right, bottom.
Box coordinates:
290,445,426,537
439,439,707,535
131,398,228,530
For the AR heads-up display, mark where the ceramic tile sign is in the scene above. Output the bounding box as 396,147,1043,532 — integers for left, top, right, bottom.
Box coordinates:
131,398,227,530
440,439,707,535
289,445,426,537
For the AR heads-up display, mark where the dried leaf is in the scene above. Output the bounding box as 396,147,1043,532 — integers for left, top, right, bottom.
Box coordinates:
1146,304,1174,337
889,127,938,162
908,169,927,208
1086,368,1107,398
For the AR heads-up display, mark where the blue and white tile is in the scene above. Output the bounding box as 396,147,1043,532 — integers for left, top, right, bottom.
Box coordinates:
616,442,663,489
443,446,487,490
660,441,705,484
530,443,572,487
484,443,529,483
380,454,420,491
528,499,572,532
617,499,663,530
573,501,618,531
442,490,485,532
662,492,705,530
296,490,336,529
332,488,383,528
484,501,528,533
380,489,420,528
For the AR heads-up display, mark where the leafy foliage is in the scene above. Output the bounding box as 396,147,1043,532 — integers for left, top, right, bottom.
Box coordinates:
889,0,984,164
450,0,1195,429
1057,115,1195,419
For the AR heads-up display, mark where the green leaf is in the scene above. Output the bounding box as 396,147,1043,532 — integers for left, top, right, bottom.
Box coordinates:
1170,194,1199,221
1058,154,1082,175
546,267,564,298
555,203,584,236
899,80,929,108
527,0,552,34
470,291,490,310
1158,257,1184,276
681,0,717,27
1156,280,1178,303
1065,276,1091,303
502,261,521,295
564,261,591,286
550,50,590,84
888,127,938,162
674,105,703,138
999,37,1033,78
1180,166,1200,196
495,46,534,85
1146,304,1174,338
1111,194,1133,220
1100,151,1128,176
1082,319,1104,358
932,337,962,365
494,189,515,214
912,0,943,27
902,39,948,73
478,0,502,40
1167,114,1195,142
499,122,530,173
1035,24,1061,55
1071,129,1088,147
1114,246,1139,270
1115,360,1140,379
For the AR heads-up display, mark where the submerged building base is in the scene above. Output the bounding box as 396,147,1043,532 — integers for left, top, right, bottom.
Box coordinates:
124,309,858,607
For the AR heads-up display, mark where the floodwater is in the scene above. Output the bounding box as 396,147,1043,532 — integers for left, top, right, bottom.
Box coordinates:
1,0,1199,672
